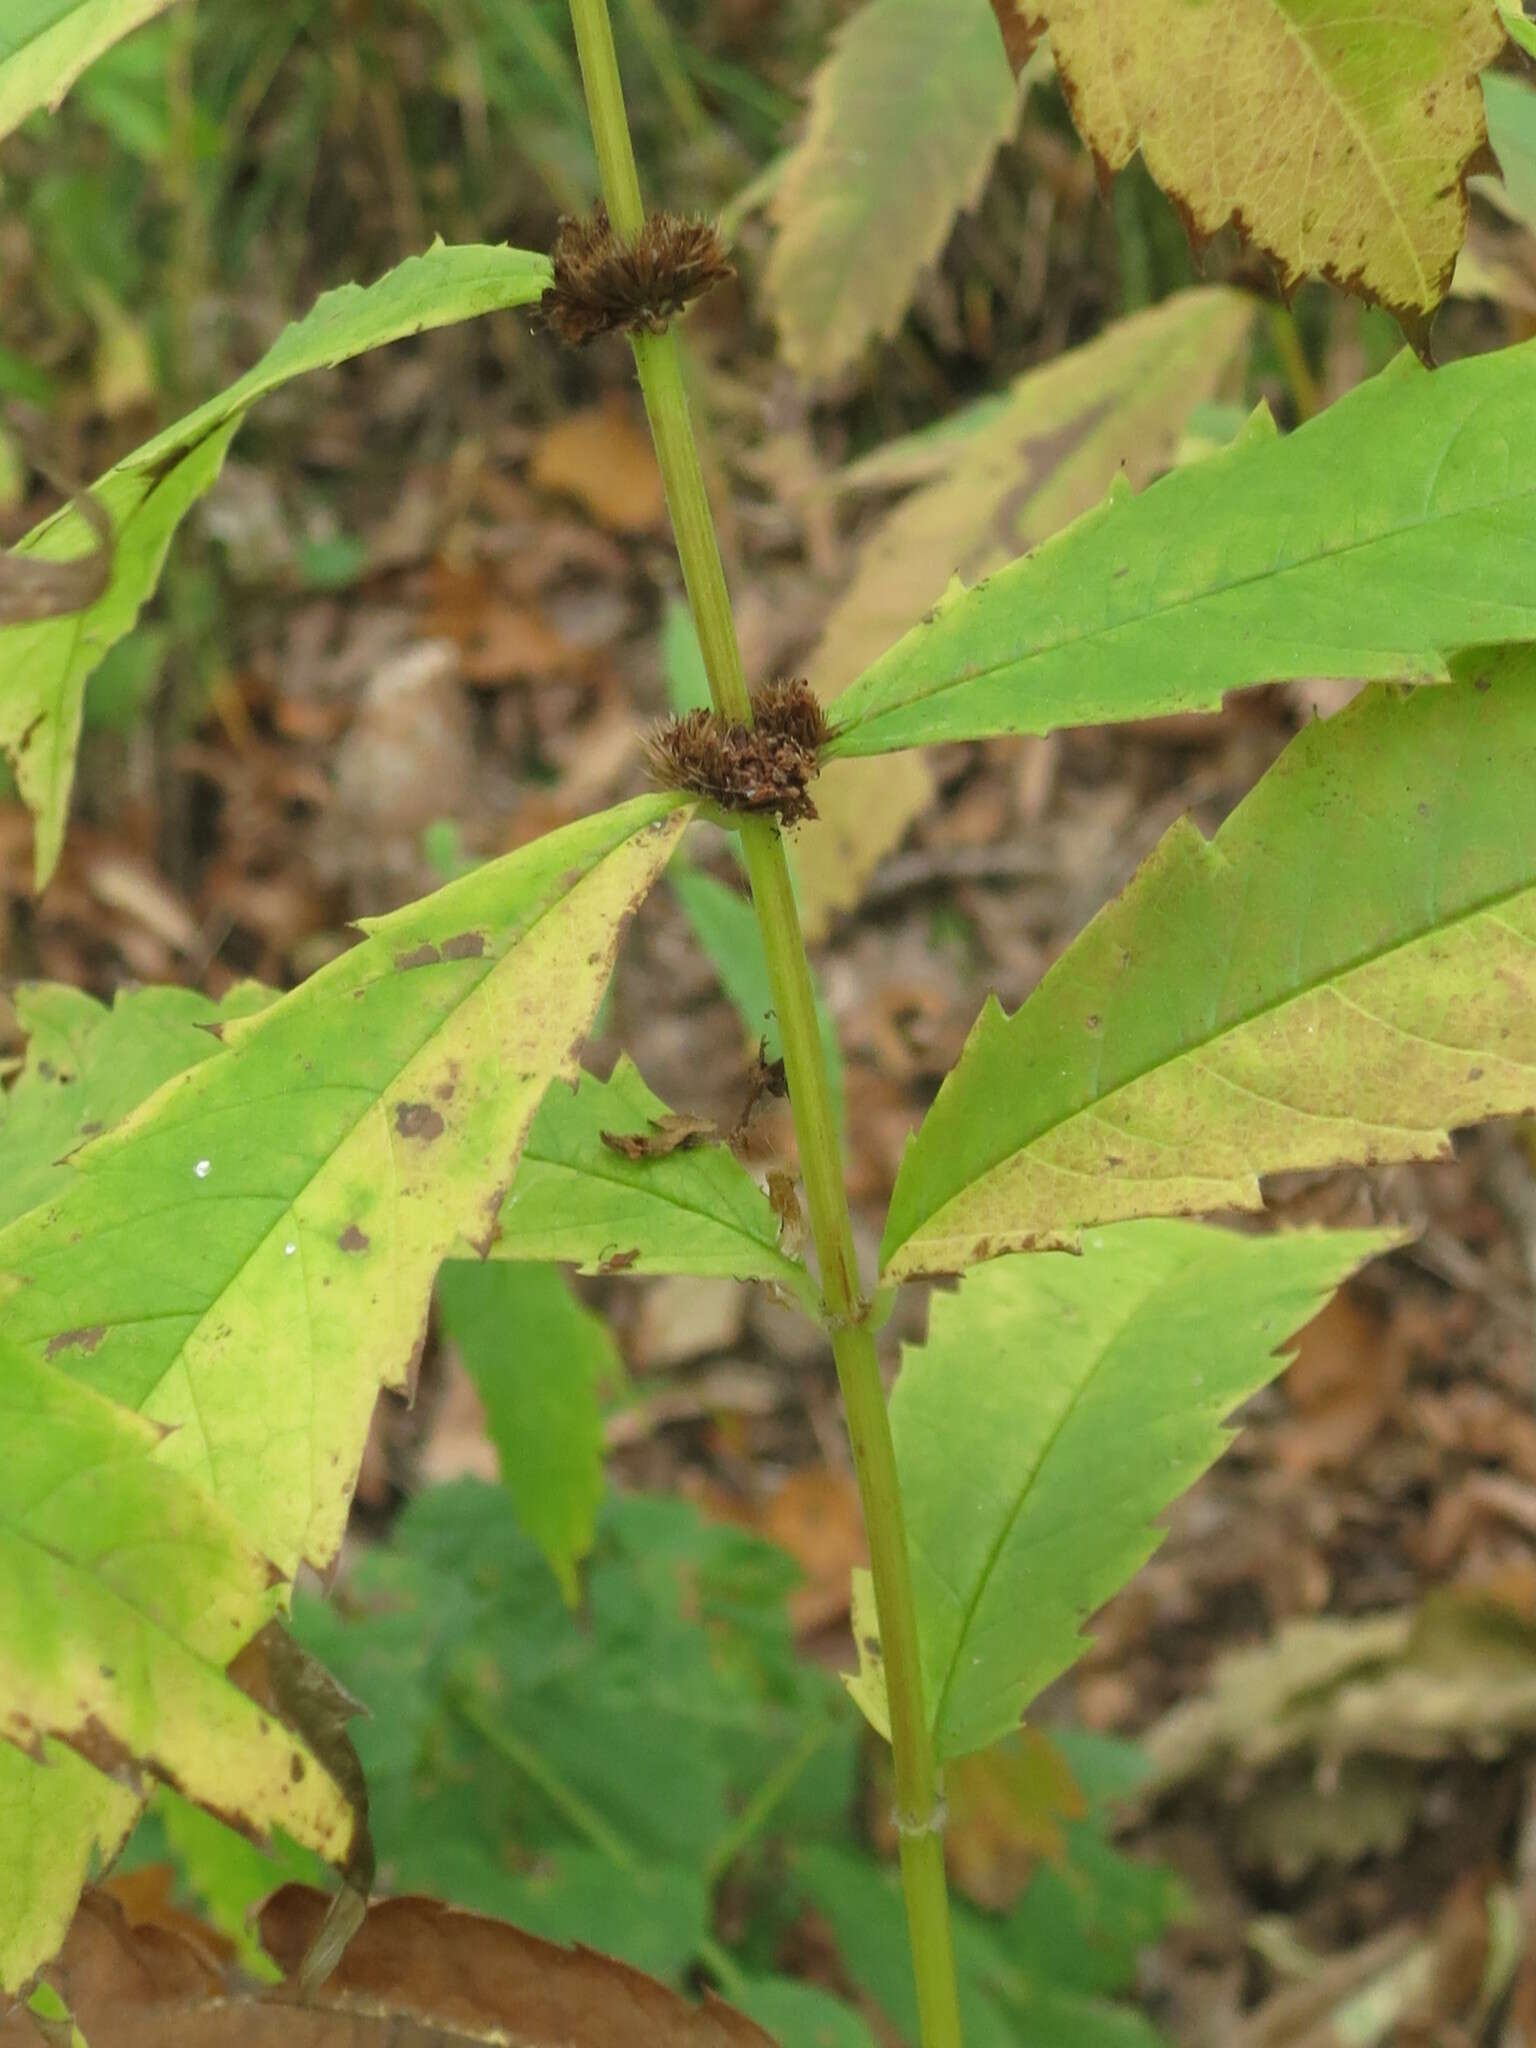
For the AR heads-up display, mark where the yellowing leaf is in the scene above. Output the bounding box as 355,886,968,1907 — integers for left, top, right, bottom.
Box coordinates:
3,1345,351,1839
883,649,1536,1279
0,796,689,1576
0,242,551,887
0,0,172,141
992,0,1506,345
0,1742,134,1992
766,0,1018,380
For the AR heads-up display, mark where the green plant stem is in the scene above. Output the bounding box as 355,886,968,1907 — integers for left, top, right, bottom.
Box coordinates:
563,5,964,2040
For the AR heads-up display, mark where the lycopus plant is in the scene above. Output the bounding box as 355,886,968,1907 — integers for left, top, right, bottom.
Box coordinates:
2,0,1535,2042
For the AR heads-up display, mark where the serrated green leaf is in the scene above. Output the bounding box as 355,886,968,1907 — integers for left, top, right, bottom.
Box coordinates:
764,0,1017,380
0,1339,353,1882
0,981,273,1230
0,1740,135,1992
854,1225,1388,1762
0,796,689,1576
882,652,1536,1277
989,0,1504,343
827,340,1536,766
437,1260,619,1603
0,241,552,886
0,0,172,140
794,288,1253,937
494,1056,814,1307
813,288,1256,696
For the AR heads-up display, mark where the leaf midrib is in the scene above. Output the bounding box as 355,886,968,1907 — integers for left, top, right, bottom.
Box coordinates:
902,837,1536,1254
833,449,1533,741
924,1247,1202,1744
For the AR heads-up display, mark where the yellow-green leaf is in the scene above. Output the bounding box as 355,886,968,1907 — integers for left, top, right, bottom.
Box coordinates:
0,1342,354,1971
883,649,1536,1279
991,0,1506,345
765,0,1018,380
0,796,689,1576
0,241,552,887
0,1741,134,1992
0,0,173,141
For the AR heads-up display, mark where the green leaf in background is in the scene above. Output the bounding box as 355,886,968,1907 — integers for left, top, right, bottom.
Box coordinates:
0,981,272,1230
437,1260,621,1603
0,796,688,1577
793,1843,1173,2047
0,1740,135,1991
853,1224,1387,1763
0,240,552,886
764,0,1018,380
987,0,1504,345
291,1483,856,1982
1502,0,1536,56
827,340,1536,765
737,1978,878,2047
0,0,173,142
882,650,1536,1277
0,1338,354,1985
1484,68,1536,227
794,287,1254,937
670,862,845,1137
493,1057,813,1306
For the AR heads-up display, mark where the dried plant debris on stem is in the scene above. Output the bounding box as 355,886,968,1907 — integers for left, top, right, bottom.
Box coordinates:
541,205,734,345
642,679,830,825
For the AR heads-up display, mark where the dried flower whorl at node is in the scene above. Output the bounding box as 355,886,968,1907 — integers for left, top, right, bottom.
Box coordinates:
641,678,830,826
541,205,734,347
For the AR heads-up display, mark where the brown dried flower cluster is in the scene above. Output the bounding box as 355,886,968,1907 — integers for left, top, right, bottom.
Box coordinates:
642,678,830,826
541,206,734,347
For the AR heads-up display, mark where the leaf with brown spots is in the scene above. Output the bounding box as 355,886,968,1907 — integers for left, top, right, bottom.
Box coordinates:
0,796,691,1580
1,1886,777,2046
0,1338,356,1990
990,0,1505,347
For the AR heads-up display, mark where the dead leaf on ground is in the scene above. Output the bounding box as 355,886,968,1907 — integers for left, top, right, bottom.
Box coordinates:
528,397,665,534
5,1888,775,2047
1275,1292,1409,1478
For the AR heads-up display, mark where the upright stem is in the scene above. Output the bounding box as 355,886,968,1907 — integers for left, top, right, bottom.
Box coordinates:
564,6,963,2041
